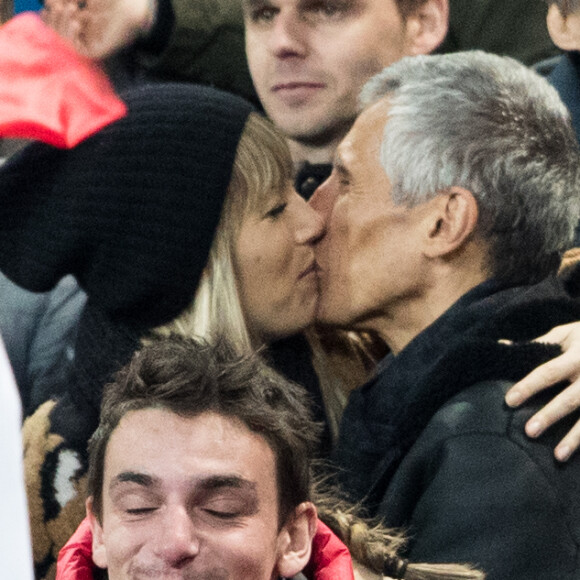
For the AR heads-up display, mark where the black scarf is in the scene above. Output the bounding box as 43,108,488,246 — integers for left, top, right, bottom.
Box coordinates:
333,276,580,511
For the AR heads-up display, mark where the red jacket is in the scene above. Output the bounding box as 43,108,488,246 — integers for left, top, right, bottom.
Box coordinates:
0,13,126,148
56,518,355,580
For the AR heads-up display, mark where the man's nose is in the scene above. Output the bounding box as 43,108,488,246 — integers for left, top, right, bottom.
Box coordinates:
270,11,308,58
155,506,200,567
309,177,337,221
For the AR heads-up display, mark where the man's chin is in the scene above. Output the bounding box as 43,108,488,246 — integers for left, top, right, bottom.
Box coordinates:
267,110,353,150
315,302,350,329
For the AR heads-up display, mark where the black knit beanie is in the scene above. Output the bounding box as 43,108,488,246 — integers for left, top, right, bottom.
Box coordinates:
0,82,254,429
0,82,253,327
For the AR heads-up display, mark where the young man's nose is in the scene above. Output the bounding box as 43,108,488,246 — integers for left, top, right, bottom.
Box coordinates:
155,506,200,567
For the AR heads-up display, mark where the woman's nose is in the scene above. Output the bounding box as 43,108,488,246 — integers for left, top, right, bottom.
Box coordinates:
294,193,326,244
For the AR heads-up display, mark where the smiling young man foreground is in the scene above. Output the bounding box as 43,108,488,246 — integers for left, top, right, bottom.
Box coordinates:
82,336,319,580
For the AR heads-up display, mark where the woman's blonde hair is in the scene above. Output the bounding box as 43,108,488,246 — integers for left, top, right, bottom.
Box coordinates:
152,111,375,435
314,481,485,580
153,112,293,351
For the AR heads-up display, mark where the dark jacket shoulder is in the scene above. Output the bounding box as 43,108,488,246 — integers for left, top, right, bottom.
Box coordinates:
380,379,580,579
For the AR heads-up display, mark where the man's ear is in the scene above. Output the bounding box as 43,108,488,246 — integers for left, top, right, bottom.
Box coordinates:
546,4,580,51
403,0,449,56
86,497,108,569
423,186,478,259
276,502,317,578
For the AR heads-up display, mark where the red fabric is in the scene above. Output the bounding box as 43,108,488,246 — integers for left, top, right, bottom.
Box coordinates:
57,517,356,579
56,518,94,580
0,13,126,148
306,520,356,580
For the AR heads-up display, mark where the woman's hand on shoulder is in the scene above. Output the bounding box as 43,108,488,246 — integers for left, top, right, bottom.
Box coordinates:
505,322,580,461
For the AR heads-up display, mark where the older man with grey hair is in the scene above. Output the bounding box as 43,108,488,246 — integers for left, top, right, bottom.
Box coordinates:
311,51,580,579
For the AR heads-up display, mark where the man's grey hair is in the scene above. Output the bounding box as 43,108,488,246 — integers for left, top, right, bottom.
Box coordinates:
360,51,580,285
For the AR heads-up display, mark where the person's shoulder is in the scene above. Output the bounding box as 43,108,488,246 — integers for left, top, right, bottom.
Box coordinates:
414,378,560,458
385,380,519,481
533,54,564,78
425,379,515,438
425,378,580,470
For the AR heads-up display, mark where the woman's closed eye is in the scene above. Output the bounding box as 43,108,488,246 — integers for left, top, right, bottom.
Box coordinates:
265,202,287,219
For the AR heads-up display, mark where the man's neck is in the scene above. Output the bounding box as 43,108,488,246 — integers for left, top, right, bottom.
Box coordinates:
374,270,490,356
287,137,339,167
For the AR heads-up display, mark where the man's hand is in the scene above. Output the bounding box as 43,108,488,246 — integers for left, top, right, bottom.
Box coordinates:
505,322,580,462
42,0,155,59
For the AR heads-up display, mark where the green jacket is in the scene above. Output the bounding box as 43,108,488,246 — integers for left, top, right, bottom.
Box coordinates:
144,0,257,104
440,0,559,65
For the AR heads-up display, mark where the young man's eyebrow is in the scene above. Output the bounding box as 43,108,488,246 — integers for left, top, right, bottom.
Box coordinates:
110,472,257,492
110,471,157,490
198,475,257,493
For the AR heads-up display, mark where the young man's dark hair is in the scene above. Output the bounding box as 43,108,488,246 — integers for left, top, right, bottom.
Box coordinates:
87,335,321,526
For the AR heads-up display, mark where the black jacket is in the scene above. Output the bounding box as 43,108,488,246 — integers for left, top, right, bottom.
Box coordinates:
334,276,580,579
541,52,580,141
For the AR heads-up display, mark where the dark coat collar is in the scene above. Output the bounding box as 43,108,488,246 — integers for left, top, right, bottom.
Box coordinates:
333,276,580,509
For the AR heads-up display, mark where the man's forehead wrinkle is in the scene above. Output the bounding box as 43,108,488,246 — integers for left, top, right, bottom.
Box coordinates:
335,139,355,170
333,152,346,173
342,134,374,175
358,110,386,157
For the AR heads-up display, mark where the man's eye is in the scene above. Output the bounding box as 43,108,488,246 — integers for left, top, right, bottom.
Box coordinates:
204,509,241,520
126,507,156,516
248,6,277,23
314,3,337,16
266,202,287,219
307,0,347,18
